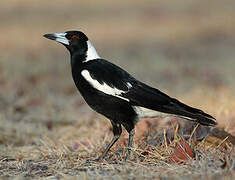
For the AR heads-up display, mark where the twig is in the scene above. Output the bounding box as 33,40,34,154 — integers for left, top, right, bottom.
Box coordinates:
189,123,199,146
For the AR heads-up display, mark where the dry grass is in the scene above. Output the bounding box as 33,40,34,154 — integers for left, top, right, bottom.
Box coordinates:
1,0,235,179
1,108,235,179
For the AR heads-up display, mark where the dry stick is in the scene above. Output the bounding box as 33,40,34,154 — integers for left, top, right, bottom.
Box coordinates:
217,136,229,149
189,123,199,146
164,129,170,154
174,123,179,143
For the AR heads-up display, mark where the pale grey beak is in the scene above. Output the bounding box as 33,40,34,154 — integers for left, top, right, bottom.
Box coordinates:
43,33,69,45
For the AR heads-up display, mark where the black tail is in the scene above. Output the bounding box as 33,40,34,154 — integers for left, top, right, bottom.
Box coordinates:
127,82,216,126
165,98,217,126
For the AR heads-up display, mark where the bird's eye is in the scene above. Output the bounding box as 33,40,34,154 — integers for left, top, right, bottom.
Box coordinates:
72,35,78,40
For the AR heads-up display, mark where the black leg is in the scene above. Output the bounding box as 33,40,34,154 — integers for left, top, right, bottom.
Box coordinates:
125,128,135,161
96,123,122,160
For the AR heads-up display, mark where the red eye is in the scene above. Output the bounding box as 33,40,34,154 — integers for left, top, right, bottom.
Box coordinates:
72,35,78,40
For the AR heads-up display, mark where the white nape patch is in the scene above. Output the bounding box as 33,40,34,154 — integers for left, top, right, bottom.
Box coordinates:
133,106,169,120
81,70,129,101
54,33,69,45
84,40,100,62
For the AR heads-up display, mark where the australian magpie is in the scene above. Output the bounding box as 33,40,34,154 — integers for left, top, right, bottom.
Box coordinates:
44,31,216,160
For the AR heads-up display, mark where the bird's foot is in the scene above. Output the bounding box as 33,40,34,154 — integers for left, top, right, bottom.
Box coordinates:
92,156,103,162
124,148,131,162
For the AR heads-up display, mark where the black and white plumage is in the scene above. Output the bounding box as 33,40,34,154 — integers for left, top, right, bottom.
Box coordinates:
44,31,216,160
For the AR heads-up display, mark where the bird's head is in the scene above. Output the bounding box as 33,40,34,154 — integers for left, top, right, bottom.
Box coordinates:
43,31,89,53
44,30,100,61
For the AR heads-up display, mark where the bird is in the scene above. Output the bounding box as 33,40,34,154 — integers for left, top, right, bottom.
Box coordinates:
43,30,216,160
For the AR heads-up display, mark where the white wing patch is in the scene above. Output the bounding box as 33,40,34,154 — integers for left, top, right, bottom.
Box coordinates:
81,70,130,101
133,106,169,120
84,40,100,62
126,82,132,88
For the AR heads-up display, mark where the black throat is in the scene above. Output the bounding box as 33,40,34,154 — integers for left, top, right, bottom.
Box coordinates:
69,41,88,68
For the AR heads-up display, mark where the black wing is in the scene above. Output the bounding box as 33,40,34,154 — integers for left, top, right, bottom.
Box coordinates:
84,59,216,126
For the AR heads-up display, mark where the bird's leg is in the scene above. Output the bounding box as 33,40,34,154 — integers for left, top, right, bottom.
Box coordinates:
125,128,135,161
96,123,122,161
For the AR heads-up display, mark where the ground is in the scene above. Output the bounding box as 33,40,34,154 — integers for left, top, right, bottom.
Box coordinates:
0,0,235,179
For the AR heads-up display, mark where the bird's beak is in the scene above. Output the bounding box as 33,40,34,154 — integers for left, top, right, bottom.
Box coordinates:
43,33,69,45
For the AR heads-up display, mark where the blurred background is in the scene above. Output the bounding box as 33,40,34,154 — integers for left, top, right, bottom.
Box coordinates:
0,0,235,159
